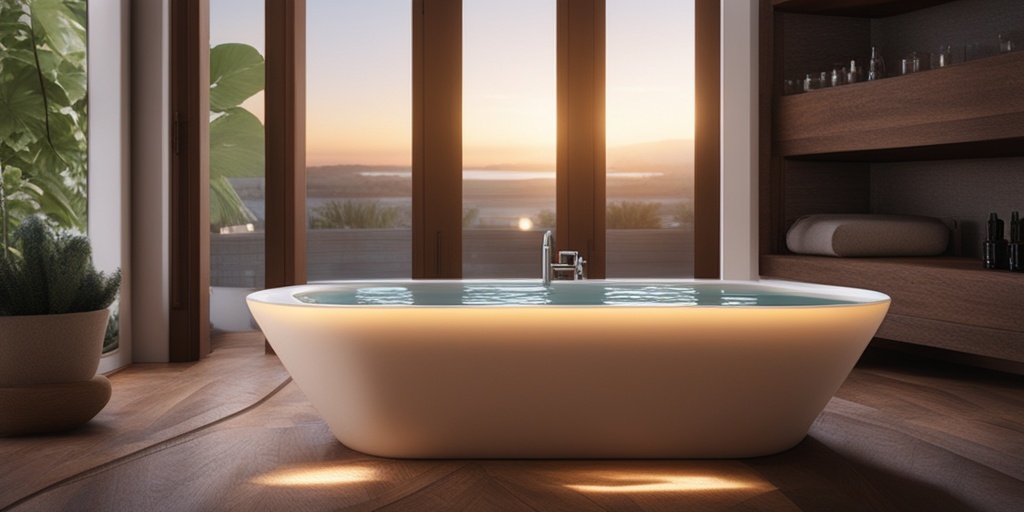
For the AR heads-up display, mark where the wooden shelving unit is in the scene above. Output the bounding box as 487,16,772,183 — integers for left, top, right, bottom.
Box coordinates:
762,255,1024,362
760,0,1024,364
775,51,1024,158
772,0,956,18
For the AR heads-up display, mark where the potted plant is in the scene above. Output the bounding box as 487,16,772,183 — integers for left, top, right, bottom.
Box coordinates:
0,217,121,436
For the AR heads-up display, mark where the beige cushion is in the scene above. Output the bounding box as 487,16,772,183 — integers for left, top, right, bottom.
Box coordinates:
786,214,950,257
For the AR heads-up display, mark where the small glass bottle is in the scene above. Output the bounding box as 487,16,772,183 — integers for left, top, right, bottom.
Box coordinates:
933,45,952,68
868,46,885,80
1000,34,1015,53
847,59,860,84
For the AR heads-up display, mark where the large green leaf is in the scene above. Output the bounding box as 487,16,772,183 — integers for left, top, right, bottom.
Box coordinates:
0,3,30,38
30,0,86,58
0,65,46,141
210,175,257,230
0,0,88,237
28,171,83,230
64,0,86,27
210,107,265,179
57,56,87,104
37,110,87,172
210,43,264,112
1,48,38,70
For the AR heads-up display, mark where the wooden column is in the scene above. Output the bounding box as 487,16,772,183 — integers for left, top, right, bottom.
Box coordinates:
695,0,721,278
169,0,210,362
412,0,462,279
557,0,606,279
264,0,306,353
264,0,307,290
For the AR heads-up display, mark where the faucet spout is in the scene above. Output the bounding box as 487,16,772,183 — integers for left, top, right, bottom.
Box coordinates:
542,230,554,286
542,230,585,285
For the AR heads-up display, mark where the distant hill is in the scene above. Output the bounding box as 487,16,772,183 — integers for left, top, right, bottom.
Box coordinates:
306,138,695,175
607,139,694,172
307,164,410,175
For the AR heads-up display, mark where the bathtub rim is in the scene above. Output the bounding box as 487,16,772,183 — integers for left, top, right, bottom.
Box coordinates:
246,278,890,310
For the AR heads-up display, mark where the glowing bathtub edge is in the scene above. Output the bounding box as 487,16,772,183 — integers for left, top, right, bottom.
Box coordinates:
247,279,890,459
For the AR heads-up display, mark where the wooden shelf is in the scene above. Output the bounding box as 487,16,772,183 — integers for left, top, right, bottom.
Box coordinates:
772,0,956,18
763,0,1024,364
774,51,1024,159
761,254,1024,362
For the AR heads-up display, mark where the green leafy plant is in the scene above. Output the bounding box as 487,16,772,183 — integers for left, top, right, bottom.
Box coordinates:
607,201,663,229
209,43,265,232
0,0,89,247
672,201,694,226
534,209,555,229
103,310,120,353
0,216,121,316
463,207,479,228
309,200,405,229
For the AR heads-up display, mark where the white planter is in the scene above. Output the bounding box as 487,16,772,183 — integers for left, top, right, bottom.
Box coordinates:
0,309,112,436
0,309,109,387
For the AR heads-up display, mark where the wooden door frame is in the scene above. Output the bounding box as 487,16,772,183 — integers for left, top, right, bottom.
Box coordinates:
169,0,306,360
169,0,210,362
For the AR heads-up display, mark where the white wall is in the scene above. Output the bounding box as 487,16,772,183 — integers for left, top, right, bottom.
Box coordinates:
130,0,171,362
89,0,133,373
720,0,760,280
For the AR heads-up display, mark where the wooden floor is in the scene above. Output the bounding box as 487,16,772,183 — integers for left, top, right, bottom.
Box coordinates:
2,332,1022,511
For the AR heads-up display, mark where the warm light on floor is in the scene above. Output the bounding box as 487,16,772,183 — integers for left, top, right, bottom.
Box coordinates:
251,464,377,487
565,471,769,493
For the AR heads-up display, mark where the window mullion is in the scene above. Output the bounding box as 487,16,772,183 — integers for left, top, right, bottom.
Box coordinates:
557,0,606,278
413,0,463,278
265,0,307,291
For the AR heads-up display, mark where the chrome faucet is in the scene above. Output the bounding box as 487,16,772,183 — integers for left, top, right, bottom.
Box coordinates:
543,231,554,285
542,230,585,285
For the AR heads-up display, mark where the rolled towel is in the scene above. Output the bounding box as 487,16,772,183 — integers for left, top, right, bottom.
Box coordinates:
786,214,950,257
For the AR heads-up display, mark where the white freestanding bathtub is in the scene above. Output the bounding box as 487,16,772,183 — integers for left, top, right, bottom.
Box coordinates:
247,279,890,459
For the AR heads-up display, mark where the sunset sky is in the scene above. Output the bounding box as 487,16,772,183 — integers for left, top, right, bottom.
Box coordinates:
210,0,695,168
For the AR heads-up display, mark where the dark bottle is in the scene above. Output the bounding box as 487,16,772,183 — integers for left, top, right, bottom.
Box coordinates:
1010,212,1023,272
983,212,1009,269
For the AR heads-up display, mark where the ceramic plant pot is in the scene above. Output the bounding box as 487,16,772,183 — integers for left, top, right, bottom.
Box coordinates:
0,309,112,436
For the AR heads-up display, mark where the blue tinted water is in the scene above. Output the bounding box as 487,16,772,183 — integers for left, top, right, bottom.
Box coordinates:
294,282,852,307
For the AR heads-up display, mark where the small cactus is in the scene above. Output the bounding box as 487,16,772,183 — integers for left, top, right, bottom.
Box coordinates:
0,217,121,316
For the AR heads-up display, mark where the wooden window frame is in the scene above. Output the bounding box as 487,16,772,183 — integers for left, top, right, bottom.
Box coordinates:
264,0,307,291
695,0,721,278
558,0,607,278
413,0,462,278
170,0,719,359
169,0,210,362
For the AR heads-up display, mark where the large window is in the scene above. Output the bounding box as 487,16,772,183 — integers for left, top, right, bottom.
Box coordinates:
462,0,556,278
305,0,412,280
293,0,702,281
174,0,716,357
605,0,695,277
208,0,265,333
